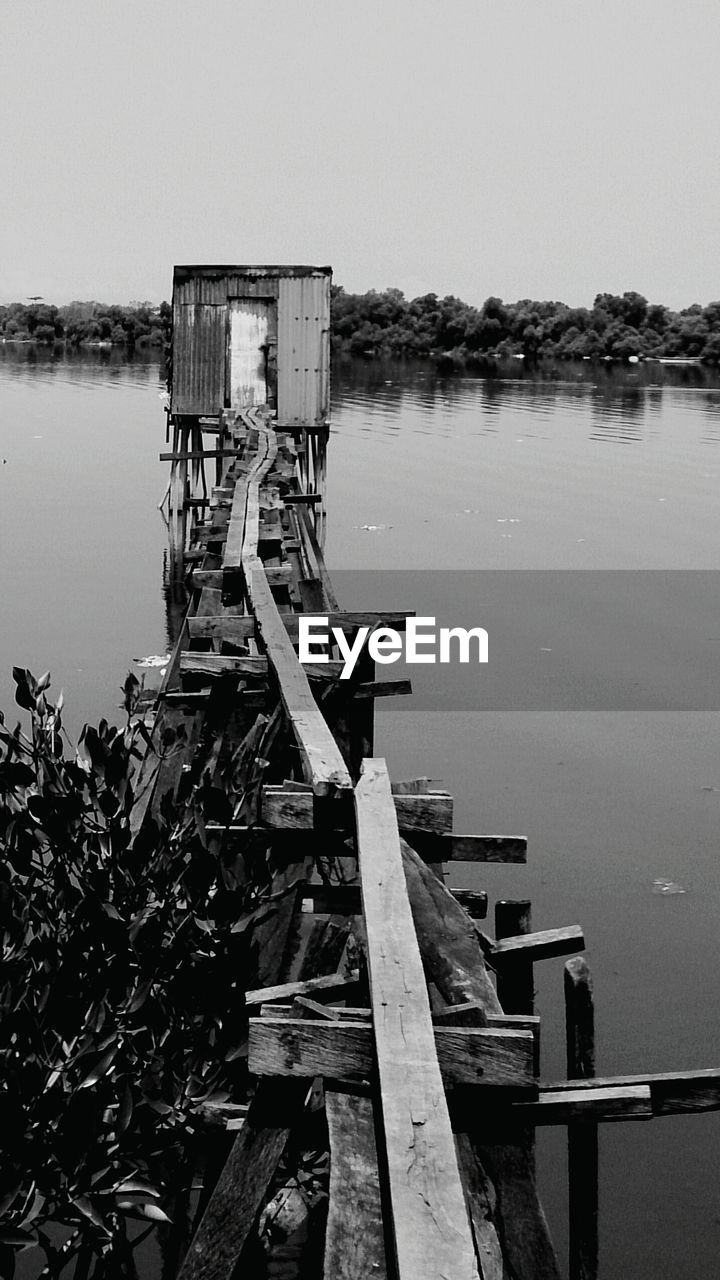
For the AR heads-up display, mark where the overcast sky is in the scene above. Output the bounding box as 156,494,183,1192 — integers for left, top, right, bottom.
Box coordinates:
1,0,718,309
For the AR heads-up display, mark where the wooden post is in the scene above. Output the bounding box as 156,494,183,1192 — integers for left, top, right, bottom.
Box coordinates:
495,900,534,1015
565,957,598,1280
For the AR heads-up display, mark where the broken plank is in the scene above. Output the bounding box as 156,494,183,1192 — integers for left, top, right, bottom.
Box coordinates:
492,926,584,962
354,759,478,1280
245,970,361,1007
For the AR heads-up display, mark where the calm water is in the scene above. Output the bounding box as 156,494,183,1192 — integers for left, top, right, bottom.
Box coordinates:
2,347,720,1278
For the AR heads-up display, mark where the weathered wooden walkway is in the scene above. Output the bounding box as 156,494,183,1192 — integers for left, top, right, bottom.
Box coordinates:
133,405,720,1280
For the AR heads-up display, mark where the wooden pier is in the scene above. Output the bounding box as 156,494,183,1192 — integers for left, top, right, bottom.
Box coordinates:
128,266,720,1279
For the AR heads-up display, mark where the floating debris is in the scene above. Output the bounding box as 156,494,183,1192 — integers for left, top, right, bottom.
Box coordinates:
652,878,687,896
134,653,171,669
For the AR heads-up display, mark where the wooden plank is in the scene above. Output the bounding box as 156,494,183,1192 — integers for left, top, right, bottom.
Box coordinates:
249,1018,535,1089
179,652,344,681
543,1067,720,1115
324,1090,388,1279
242,431,352,797
259,1004,539,1036
354,759,478,1280
259,787,452,833
400,839,562,1280
492,925,584,963
245,969,361,1007
179,653,268,677
513,1085,652,1125
187,616,256,643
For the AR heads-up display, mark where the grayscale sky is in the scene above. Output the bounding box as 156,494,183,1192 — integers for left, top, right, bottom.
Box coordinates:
1,0,718,308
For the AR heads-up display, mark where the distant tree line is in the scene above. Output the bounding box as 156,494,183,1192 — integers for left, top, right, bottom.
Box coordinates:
5,288,720,366
0,300,171,347
330,286,720,365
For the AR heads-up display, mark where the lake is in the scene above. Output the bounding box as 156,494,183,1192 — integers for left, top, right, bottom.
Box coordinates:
1,345,719,1278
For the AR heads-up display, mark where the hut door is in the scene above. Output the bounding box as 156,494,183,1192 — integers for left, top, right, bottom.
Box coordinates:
227,299,277,410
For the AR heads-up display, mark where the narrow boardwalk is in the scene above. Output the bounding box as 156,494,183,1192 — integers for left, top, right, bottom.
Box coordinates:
134,404,720,1278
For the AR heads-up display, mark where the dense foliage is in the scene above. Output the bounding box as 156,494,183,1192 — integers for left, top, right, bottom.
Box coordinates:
0,302,171,348
0,670,306,1276
330,286,720,365
5,284,719,365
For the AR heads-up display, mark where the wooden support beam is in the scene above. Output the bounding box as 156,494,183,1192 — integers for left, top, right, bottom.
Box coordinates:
492,925,585,964
160,449,240,462
324,1089,388,1279
354,759,479,1280
565,956,598,1280
495,901,534,1016
249,1017,535,1089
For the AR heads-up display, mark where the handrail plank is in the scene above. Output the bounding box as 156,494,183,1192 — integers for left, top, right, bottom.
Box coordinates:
354,758,477,1280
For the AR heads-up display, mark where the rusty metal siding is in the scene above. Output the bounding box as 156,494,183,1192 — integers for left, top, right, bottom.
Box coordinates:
171,302,227,414
171,266,331,419
277,275,330,425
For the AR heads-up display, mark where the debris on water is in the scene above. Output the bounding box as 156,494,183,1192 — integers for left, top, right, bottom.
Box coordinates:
134,654,171,669
652,878,686,896
355,524,393,532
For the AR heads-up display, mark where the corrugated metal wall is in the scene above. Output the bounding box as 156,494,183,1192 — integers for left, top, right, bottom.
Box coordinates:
277,275,330,426
171,268,330,421
172,302,227,415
